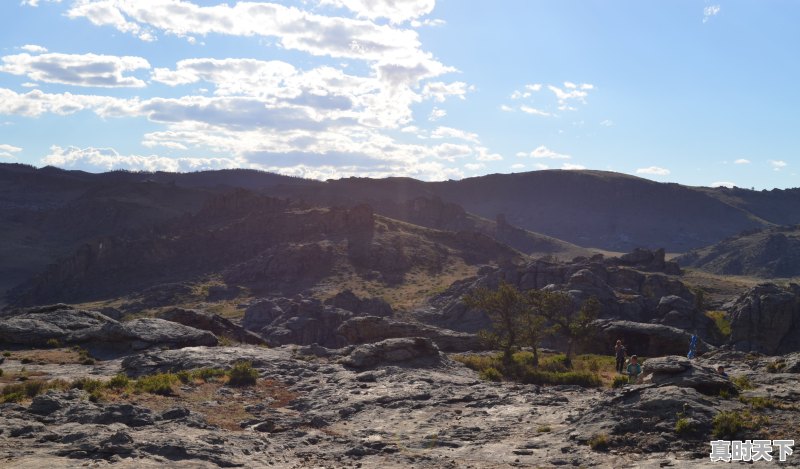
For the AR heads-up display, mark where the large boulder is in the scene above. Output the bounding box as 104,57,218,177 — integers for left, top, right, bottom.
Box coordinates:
339,337,442,369
158,308,265,345
323,290,393,317
0,304,217,349
589,319,714,357
242,296,351,347
336,316,481,352
640,355,735,395
725,283,800,354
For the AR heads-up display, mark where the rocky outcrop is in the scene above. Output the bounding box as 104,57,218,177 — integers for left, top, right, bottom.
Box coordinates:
241,294,481,352
640,355,735,395
588,319,714,357
426,249,696,334
725,282,800,354
336,316,481,352
339,337,442,369
158,308,265,345
323,290,393,317
0,304,217,349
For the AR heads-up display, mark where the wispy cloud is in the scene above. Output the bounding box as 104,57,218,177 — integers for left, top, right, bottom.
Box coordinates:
703,5,721,23
0,143,23,159
517,145,571,160
770,160,787,171
519,105,551,117
711,181,736,188
734,158,750,164
561,163,586,170
428,107,446,121
636,166,670,176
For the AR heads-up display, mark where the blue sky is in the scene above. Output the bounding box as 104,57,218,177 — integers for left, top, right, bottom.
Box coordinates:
0,0,798,188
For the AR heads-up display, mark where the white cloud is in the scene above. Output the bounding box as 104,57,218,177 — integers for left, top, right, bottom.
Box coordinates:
20,0,62,6
734,158,750,164
42,145,242,172
20,44,48,53
703,5,721,23
519,145,571,160
600,119,614,127
561,163,585,170
0,143,23,159
320,0,436,24
499,104,514,112
430,126,480,144
422,81,472,102
0,52,150,87
510,163,525,170
519,105,552,117
548,83,593,111
428,107,446,121
710,181,736,188
635,166,671,176
770,160,787,171
464,162,484,171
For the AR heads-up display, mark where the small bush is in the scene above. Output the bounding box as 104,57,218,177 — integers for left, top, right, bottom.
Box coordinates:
70,377,105,393
539,354,570,373
106,374,130,390
193,368,226,382
226,362,259,387
766,360,786,373
588,433,609,451
612,375,629,388
705,311,732,338
537,425,551,433
731,375,754,390
740,396,775,410
135,373,178,396
46,338,61,348
718,389,731,399
1,379,62,402
0,391,25,403
712,410,767,439
520,369,602,387
20,357,33,364
479,367,503,382
2,351,10,357
176,370,191,384
675,417,697,435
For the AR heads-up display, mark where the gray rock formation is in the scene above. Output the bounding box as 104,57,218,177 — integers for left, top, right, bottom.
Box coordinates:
157,308,265,345
336,316,481,352
0,304,217,349
323,290,393,317
725,282,800,354
339,337,443,369
640,355,735,395
588,319,714,357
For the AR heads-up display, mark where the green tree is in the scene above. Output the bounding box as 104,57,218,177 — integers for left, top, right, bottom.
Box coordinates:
538,293,600,368
521,290,548,367
463,281,527,366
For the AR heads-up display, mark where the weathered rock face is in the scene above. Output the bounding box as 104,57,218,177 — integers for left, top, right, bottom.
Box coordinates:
157,308,265,345
725,282,800,354
0,304,217,349
339,337,442,369
588,319,714,357
426,249,696,335
336,316,481,352
640,355,735,395
241,294,480,351
323,290,393,317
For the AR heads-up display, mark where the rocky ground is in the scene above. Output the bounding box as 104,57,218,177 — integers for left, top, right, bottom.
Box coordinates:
2,339,798,468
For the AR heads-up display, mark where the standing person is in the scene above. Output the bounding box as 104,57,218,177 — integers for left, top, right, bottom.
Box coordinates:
614,339,627,374
687,334,698,359
627,355,642,383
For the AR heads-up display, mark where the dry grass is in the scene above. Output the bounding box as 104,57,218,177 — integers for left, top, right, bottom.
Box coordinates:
2,348,86,366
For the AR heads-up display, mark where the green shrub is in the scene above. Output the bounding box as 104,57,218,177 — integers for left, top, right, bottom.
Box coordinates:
588,433,609,451
226,362,259,387
193,368,226,382
520,369,601,387
718,389,731,399
0,379,63,402
712,410,767,439
20,357,33,364
766,360,786,373
675,417,697,435
46,338,61,348
70,377,105,393
612,375,629,388
135,373,178,396
106,374,130,390
731,375,754,390
2,351,10,357
0,391,25,403
479,367,503,382
537,425,552,433
176,370,191,384
705,311,732,338
740,396,775,410
539,354,569,373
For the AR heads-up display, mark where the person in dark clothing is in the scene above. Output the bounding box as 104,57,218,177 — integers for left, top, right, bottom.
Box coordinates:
614,339,627,374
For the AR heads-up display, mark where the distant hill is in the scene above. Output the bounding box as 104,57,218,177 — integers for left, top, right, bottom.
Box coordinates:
7,190,523,307
676,225,800,278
